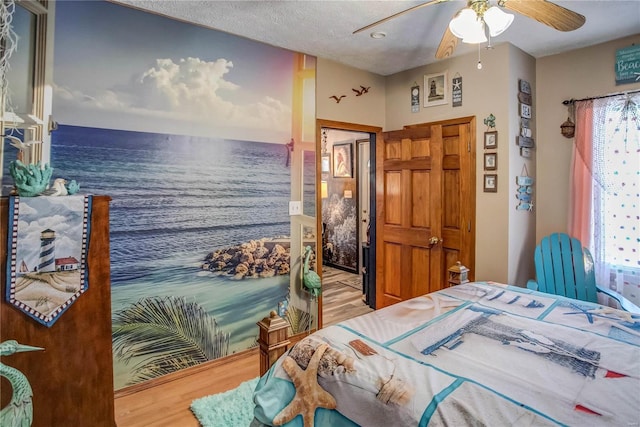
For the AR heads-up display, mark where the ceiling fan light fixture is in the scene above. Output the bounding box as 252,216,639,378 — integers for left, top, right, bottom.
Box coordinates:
449,8,476,39
449,8,488,44
483,6,514,37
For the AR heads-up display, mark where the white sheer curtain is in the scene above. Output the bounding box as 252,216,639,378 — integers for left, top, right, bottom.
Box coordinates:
571,92,640,306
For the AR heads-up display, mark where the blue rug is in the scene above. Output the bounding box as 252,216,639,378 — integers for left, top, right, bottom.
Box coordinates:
191,377,259,426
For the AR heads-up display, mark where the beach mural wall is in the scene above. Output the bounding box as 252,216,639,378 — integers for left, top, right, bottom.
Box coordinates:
50,1,315,389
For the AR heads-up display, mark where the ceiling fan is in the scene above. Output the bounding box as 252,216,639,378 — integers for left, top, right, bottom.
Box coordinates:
353,0,586,60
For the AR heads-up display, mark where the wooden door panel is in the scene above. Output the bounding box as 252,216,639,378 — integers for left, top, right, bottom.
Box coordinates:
411,138,430,158
382,242,402,304
444,248,461,278
384,171,402,224
377,117,476,309
443,134,460,155
412,247,431,296
443,170,460,228
411,171,430,228
385,140,402,160
383,226,433,247
442,155,460,169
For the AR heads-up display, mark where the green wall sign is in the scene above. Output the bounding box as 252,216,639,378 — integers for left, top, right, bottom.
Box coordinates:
615,45,640,85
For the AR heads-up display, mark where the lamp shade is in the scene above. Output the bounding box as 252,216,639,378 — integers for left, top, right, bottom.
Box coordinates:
483,6,514,37
449,8,487,44
449,8,476,38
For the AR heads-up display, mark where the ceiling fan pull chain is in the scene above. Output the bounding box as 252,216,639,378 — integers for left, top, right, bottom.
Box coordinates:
477,44,483,70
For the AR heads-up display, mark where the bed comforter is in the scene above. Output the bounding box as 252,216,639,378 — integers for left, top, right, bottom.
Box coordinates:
253,281,640,426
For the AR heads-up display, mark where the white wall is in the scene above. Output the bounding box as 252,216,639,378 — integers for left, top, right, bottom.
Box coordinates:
535,34,640,241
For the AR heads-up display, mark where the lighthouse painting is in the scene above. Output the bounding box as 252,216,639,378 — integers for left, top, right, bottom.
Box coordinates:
6,196,92,327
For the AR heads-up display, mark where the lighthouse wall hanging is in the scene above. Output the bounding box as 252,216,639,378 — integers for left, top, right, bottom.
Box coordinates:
5,195,92,327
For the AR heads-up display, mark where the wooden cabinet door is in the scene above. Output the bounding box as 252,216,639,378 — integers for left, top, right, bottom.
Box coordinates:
375,117,475,308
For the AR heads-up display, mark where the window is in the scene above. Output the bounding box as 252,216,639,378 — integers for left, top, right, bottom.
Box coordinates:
1,0,54,195
570,92,639,307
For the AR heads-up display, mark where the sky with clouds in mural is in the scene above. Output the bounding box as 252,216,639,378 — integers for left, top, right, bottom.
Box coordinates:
52,1,295,143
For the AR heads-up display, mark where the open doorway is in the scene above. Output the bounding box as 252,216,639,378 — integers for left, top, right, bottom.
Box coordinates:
316,120,381,327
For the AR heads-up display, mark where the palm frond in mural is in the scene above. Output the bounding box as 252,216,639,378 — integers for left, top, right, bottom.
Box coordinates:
112,296,230,385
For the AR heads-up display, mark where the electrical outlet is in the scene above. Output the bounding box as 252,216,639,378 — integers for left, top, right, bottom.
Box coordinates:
289,201,302,216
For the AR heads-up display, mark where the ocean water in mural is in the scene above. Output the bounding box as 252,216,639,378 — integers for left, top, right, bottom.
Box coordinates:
52,124,292,388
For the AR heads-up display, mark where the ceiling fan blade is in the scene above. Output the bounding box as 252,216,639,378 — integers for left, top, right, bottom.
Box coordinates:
353,0,450,34
436,26,459,59
502,0,585,32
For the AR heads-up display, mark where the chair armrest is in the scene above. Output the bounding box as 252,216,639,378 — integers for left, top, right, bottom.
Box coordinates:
596,284,640,314
526,280,538,291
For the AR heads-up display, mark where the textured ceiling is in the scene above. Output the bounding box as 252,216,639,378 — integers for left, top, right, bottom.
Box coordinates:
111,1,640,76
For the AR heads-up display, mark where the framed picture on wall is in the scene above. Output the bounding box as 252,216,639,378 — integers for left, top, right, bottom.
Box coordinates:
333,143,352,178
484,174,498,192
321,155,331,173
484,131,498,149
484,153,497,171
424,71,448,107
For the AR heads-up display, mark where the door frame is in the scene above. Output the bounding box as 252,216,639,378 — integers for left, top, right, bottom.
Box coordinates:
316,119,382,328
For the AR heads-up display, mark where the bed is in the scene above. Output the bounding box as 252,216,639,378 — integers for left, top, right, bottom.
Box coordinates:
252,281,640,426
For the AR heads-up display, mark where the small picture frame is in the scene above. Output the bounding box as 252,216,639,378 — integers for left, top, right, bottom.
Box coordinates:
424,71,448,107
321,155,331,173
484,131,498,149
519,79,531,95
333,143,353,178
484,153,497,171
484,174,498,192
520,103,532,118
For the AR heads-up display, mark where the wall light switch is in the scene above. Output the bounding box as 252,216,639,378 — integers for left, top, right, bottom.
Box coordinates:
289,201,302,216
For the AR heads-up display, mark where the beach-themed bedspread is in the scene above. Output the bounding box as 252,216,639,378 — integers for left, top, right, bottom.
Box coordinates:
253,282,640,427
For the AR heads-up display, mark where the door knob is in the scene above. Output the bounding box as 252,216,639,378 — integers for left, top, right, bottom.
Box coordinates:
427,236,442,248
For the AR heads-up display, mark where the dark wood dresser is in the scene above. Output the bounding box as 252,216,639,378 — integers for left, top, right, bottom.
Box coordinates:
1,195,115,426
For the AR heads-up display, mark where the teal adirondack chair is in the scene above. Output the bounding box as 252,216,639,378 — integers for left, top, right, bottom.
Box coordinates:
527,233,640,314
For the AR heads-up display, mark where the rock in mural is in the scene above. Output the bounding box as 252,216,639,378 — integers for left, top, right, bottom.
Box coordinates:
203,237,303,280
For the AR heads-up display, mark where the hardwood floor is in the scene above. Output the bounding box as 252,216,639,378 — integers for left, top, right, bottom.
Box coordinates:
321,265,374,326
114,267,372,426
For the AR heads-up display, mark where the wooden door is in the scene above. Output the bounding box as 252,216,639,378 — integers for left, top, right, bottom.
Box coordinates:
375,117,475,308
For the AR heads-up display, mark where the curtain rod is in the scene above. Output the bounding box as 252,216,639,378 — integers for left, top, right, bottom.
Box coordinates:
562,89,640,105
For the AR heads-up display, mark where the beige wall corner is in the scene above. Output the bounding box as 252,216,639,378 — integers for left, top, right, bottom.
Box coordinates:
507,44,536,286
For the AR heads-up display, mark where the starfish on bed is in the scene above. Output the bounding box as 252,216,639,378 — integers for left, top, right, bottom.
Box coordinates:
273,343,337,427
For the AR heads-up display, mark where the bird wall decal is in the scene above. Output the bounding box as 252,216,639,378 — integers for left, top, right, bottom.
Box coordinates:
0,340,44,427
329,95,346,103
352,86,371,96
